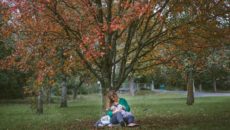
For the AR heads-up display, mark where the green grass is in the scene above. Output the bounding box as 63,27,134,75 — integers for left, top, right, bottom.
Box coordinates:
0,92,230,130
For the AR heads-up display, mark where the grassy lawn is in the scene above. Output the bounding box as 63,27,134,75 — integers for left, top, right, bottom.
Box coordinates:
0,91,230,130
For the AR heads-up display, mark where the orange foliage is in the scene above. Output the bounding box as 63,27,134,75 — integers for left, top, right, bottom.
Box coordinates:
0,0,228,91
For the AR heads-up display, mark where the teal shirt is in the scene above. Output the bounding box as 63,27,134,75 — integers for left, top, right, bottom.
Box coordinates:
106,98,130,117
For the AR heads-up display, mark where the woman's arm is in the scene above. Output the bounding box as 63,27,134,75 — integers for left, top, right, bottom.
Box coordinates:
119,98,130,112
106,109,113,117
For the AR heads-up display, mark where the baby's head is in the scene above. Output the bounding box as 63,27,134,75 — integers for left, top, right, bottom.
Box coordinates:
111,104,123,111
117,104,123,109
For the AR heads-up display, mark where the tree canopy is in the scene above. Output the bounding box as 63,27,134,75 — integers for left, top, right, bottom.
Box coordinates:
0,0,229,108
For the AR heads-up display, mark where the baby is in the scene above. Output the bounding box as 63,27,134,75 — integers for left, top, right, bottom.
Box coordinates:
110,103,132,117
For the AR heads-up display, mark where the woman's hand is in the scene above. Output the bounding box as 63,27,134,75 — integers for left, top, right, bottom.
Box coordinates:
122,105,126,110
112,109,120,114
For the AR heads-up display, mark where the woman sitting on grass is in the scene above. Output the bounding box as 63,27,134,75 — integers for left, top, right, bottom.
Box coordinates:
106,90,137,127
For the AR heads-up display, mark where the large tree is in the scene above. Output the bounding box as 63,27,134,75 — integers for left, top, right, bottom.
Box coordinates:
1,0,228,110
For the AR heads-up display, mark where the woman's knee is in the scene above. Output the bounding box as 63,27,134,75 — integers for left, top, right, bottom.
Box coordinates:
127,115,135,123
111,112,124,124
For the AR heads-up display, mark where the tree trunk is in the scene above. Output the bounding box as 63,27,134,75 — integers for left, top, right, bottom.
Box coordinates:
199,84,202,92
128,76,135,96
49,87,53,103
136,83,139,91
101,86,110,111
60,78,68,107
213,77,217,92
37,87,43,114
192,79,195,93
187,71,194,105
73,80,84,100
46,86,53,104
151,80,155,91
73,87,78,100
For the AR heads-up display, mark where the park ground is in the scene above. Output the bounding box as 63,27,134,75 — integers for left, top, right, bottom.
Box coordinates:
0,91,230,130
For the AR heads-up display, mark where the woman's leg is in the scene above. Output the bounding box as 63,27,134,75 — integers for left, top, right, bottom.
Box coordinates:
111,112,124,124
111,112,126,126
124,115,135,124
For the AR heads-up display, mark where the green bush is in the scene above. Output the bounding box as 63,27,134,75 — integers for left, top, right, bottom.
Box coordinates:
0,70,26,99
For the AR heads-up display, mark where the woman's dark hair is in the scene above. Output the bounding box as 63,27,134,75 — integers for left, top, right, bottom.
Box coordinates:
108,90,118,106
